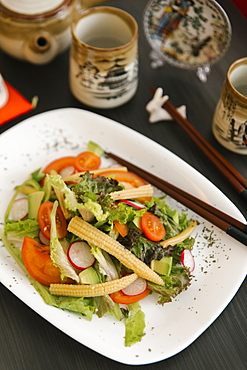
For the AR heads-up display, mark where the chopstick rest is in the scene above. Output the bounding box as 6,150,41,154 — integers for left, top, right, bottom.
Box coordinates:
146,87,186,123
105,151,247,247
147,87,247,200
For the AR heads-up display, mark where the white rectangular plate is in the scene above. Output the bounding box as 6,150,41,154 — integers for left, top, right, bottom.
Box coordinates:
0,108,246,365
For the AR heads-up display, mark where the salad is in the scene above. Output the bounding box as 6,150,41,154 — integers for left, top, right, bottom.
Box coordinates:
2,141,196,346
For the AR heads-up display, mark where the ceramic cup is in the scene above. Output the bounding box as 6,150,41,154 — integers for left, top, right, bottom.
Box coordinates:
69,6,138,108
212,57,247,154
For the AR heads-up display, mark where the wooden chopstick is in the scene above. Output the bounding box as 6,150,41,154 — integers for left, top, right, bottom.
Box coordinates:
149,87,247,200
105,151,247,246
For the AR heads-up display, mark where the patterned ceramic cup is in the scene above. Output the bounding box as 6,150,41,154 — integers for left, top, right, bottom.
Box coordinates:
69,6,138,108
212,57,247,154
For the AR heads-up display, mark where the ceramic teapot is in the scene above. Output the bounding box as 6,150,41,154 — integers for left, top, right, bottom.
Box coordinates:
0,0,113,64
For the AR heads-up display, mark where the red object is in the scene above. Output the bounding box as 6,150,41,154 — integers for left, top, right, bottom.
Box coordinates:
67,241,95,270
118,199,145,209
141,212,166,241
0,81,33,125
42,156,76,176
232,0,247,18
75,151,101,171
38,201,67,240
180,249,195,272
110,287,151,304
22,237,63,286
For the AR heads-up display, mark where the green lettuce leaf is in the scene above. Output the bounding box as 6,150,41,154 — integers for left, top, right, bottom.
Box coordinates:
93,295,115,318
90,245,119,281
124,302,146,346
46,174,78,211
0,232,94,319
50,201,79,282
4,219,40,242
147,269,191,305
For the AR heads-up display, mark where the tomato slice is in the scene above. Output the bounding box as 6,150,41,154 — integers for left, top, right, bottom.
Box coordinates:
110,287,150,304
95,170,151,201
141,212,166,241
22,237,62,286
75,151,101,172
42,156,76,175
38,201,67,240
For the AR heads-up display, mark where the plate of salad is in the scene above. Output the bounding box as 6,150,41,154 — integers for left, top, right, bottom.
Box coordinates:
0,108,246,365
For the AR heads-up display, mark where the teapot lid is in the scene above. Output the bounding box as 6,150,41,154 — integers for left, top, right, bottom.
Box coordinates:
1,0,65,15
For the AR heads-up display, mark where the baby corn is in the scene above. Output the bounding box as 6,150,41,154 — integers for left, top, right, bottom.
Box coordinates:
68,216,164,286
160,220,197,248
110,184,153,201
50,273,138,297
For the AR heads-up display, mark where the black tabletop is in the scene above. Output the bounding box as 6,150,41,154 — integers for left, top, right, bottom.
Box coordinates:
0,1,246,369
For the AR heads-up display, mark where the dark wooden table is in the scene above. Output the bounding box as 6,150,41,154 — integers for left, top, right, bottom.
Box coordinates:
0,1,246,369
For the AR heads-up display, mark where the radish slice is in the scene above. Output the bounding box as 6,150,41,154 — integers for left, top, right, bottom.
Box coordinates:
122,277,147,296
10,198,28,221
67,241,95,270
119,199,145,209
180,249,195,272
59,166,76,178
39,231,50,245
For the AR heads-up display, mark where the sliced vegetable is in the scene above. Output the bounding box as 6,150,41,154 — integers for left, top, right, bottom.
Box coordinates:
16,179,41,195
151,256,173,276
10,198,28,221
59,166,76,178
110,285,150,304
68,216,164,285
118,199,145,209
28,191,44,220
141,212,166,241
67,241,95,270
42,156,76,175
113,220,129,237
75,151,101,172
87,141,104,157
180,249,195,272
38,201,67,240
50,273,138,297
79,266,100,284
122,277,147,296
39,230,50,245
22,236,63,286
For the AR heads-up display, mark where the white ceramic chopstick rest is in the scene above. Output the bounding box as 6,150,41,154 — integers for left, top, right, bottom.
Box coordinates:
146,87,186,123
